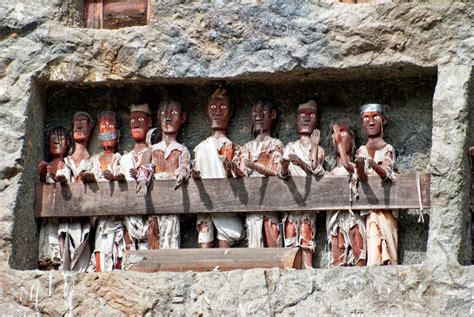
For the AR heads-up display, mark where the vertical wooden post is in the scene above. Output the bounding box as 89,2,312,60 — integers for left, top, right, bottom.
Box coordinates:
84,0,103,29
146,0,152,24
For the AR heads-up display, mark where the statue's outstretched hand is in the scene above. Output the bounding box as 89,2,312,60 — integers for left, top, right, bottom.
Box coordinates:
175,173,187,190
191,169,201,180
103,170,115,181
115,173,126,182
129,168,138,180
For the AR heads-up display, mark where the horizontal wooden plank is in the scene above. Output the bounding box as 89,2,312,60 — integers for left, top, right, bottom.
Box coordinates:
124,248,301,272
35,173,430,218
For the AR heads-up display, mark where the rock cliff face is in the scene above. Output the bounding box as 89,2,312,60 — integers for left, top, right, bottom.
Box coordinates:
0,0,472,315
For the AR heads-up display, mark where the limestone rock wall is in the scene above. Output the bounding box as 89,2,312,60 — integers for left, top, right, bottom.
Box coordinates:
0,0,473,315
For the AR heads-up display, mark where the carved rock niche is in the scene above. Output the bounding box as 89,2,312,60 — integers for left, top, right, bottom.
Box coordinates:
13,66,437,270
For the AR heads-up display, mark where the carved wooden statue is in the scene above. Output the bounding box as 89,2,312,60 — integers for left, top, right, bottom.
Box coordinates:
238,101,284,248
193,88,245,248
59,111,95,271
279,100,324,269
90,111,125,271
120,104,154,250
356,103,398,265
38,126,71,270
326,119,367,266
151,99,191,249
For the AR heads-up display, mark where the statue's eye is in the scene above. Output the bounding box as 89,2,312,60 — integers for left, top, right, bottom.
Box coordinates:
210,105,217,109
341,131,348,137
363,117,369,121
262,111,267,115
300,113,305,117
130,119,135,123
374,115,380,120
221,105,227,109
252,112,257,116
171,111,179,116
109,124,114,129
81,119,87,124
138,117,145,122
101,124,106,129
310,114,316,118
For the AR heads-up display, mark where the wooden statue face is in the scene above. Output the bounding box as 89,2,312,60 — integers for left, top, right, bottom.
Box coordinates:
98,114,118,150
73,114,92,143
362,111,383,137
207,97,231,131
252,103,276,134
49,129,69,158
296,108,317,135
130,111,152,142
158,103,186,135
331,124,352,156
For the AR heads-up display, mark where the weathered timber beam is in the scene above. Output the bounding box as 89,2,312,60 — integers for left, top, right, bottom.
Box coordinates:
123,248,301,272
35,173,430,218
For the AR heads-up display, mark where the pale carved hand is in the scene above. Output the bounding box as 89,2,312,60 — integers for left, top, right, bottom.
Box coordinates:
310,129,320,148
175,173,187,190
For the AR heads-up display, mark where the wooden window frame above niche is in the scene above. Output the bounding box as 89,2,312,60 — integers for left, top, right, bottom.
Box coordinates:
84,0,152,29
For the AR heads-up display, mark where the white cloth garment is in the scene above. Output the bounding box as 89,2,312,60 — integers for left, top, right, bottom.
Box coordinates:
326,165,367,266
281,140,321,250
90,152,124,271
120,149,151,250
238,136,283,248
38,166,71,268
151,140,192,249
58,157,93,272
194,136,245,245
356,144,398,265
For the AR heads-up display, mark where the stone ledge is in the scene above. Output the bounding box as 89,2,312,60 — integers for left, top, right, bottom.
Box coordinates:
0,263,472,315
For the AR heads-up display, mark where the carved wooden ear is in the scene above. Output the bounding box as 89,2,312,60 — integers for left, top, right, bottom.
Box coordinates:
271,109,277,120
181,112,187,124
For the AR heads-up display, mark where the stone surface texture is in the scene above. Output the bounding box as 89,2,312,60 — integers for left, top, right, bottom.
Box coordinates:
0,0,473,315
